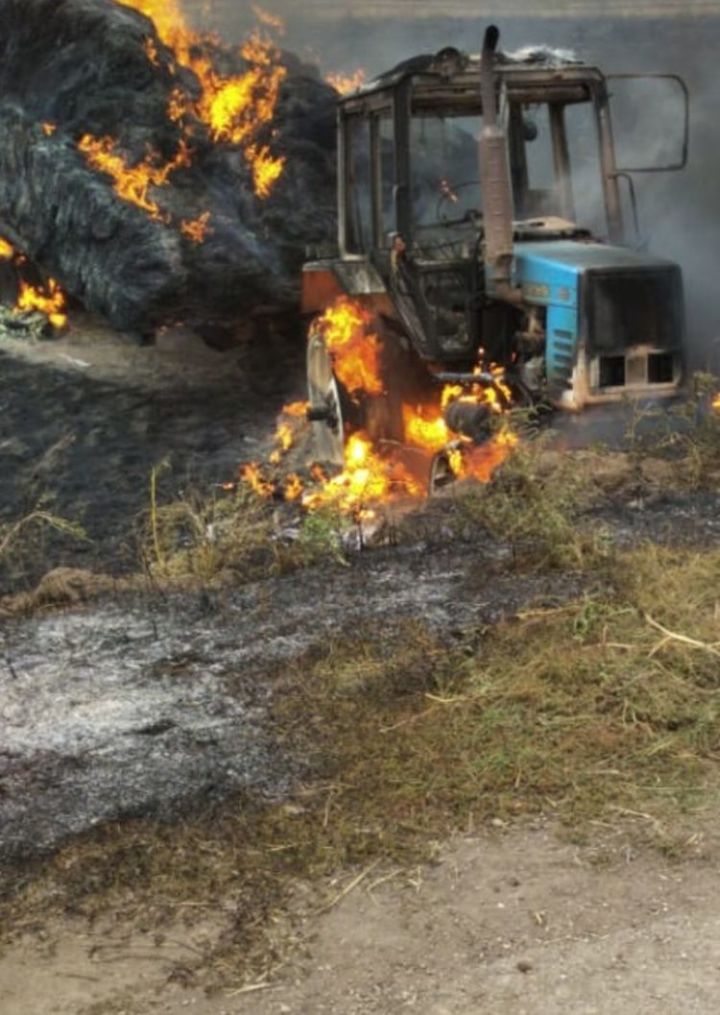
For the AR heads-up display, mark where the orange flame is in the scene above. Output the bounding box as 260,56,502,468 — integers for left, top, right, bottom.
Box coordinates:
42,122,57,137
78,135,191,221
143,36,160,66
450,430,519,483
16,278,68,329
240,461,275,498
167,87,189,124
270,422,293,465
284,473,304,501
119,0,184,45
283,400,310,417
246,143,286,199
239,302,517,516
402,406,451,452
118,1,287,199
301,432,420,515
402,361,512,454
326,69,366,95
269,401,309,465
180,211,212,243
713,393,720,412
315,297,384,398
0,237,14,260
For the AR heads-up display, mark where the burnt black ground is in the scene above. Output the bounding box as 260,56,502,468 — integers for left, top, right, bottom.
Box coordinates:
0,317,303,596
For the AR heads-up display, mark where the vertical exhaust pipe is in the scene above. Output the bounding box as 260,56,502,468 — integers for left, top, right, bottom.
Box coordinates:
479,26,520,304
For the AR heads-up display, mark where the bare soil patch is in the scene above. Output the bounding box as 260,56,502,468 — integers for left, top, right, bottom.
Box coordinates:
2,821,719,1015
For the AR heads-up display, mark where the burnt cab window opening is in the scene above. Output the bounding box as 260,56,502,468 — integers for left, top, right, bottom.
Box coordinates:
345,112,396,255
343,90,612,254
563,101,608,238
379,115,397,244
410,113,484,233
346,116,372,253
510,98,608,237
407,97,609,243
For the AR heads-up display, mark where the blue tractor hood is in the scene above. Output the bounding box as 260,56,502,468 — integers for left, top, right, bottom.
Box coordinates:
513,239,679,305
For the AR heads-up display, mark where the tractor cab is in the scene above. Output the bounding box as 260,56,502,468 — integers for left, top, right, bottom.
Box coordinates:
302,28,689,465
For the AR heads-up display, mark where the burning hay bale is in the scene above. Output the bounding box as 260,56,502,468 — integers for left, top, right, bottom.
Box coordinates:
0,0,337,338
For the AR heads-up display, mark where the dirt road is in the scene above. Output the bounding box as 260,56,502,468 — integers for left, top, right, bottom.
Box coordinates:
2,822,719,1014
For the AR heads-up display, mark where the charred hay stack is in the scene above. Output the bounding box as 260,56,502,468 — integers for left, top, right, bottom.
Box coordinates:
0,0,337,339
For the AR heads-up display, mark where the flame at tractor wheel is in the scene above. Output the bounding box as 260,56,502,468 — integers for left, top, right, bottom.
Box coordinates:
314,297,384,398
238,297,519,516
301,432,421,516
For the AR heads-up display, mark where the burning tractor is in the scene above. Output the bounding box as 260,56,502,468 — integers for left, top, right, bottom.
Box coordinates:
302,26,689,490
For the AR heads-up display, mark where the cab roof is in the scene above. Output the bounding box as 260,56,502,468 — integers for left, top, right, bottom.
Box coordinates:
340,46,604,112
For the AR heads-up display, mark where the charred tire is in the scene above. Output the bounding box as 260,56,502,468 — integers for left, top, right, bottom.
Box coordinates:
307,308,434,464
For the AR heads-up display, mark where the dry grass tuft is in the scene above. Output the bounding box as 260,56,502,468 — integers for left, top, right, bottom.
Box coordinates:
446,435,612,570
0,567,125,615
140,475,346,588
0,508,85,561
623,375,720,490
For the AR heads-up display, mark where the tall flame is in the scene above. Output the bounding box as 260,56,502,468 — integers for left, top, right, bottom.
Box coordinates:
117,1,287,199
315,297,384,398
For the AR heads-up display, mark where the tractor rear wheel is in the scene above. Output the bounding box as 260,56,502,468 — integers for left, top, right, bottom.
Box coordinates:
307,310,421,466
306,326,348,466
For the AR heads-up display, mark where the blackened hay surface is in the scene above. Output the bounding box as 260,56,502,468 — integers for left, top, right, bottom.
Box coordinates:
0,0,336,335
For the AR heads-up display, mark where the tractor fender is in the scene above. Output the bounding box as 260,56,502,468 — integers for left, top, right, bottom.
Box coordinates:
302,258,393,317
